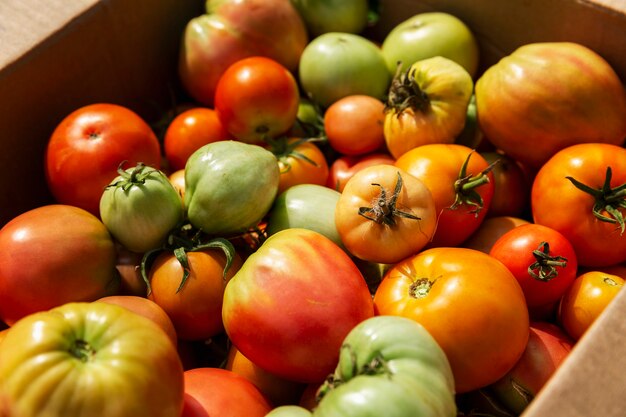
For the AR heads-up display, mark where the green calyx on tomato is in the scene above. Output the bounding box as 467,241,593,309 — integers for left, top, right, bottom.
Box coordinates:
528,241,568,282
450,151,498,216
566,166,626,233
268,137,321,173
385,63,432,114
106,162,157,191
140,223,236,295
358,172,421,226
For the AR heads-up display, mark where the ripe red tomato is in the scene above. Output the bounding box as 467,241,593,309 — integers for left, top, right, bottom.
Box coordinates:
335,164,437,264
373,247,529,393
489,223,578,317
0,205,119,325
182,368,273,417
326,152,396,192
395,144,495,247
531,143,626,267
215,57,300,143
324,95,386,155
164,107,232,171
45,103,162,216
148,246,243,341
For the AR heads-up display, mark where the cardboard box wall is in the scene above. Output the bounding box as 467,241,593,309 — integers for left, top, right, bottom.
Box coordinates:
1,0,625,415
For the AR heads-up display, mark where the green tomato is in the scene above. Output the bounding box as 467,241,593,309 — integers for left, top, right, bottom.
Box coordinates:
290,0,370,37
0,302,184,417
298,32,391,108
184,140,280,235
381,12,479,78
266,184,342,248
266,405,313,417
313,315,457,417
99,163,184,253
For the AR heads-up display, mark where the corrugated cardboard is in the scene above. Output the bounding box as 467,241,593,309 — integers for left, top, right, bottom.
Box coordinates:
1,0,625,416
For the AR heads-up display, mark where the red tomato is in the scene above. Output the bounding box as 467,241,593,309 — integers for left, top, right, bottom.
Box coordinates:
558,270,625,341
489,223,578,316
395,144,495,247
0,205,119,325
222,228,374,383
462,216,530,254
114,244,147,297
373,247,530,393
96,295,178,346
182,368,273,417
148,247,243,341
225,345,306,406
272,138,329,194
531,143,626,267
326,152,395,192
335,164,437,264
215,57,300,143
324,95,386,155
45,103,162,216
489,321,574,415
481,151,531,218
164,107,232,171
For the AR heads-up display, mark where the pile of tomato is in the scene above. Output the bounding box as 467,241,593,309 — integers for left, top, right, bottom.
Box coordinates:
1,1,626,416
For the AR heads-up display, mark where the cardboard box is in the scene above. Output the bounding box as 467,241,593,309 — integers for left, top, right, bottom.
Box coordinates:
1,0,625,416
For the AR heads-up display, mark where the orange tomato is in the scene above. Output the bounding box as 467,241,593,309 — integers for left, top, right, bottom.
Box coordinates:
324,95,386,155
168,169,186,201
373,247,529,393
272,138,329,195
558,271,624,341
335,164,436,264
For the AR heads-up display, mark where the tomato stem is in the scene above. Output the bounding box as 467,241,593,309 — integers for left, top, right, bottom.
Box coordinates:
449,151,498,217
385,63,430,114
69,339,95,363
566,166,626,234
409,278,433,299
358,172,421,226
528,241,567,282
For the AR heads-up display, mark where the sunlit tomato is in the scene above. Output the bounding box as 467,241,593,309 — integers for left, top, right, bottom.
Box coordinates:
489,321,574,415
373,247,529,393
383,57,473,159
395,144,495,247
489,223,578,316
323,95,386,155
168,169,186,201
558,271,625,341
335,164,437,264
222,228,374,383
0,205,119,325
96,295,178,346
270,138,329,195
326,152,396,192
182,368,273,417
462,216,530,254
225,344,306,407
148,245,243,341
531,143,626,267
476,42,626,169
45,103,162,216
481,151,531,218
215,57,300,143
164,107,232,171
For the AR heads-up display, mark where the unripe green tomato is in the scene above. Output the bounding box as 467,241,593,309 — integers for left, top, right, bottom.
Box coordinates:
100,163,184,253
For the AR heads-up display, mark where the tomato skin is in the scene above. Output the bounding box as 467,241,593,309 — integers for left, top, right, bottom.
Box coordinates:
215,57,300,143
290,0,369,37
335,164,437,264
489,223,578,314
0,205,119,326
476,42,626,169
324,95,386,156
274,138,329,195
373,247,530,393
0,302,184,417
558,271,625,341
489,322,574,415
45,103,162,216
182,368,272,417
326,152,396,192
164,107,232,171
395,144,495,248
463,216,530,254
148,248,243,341
222,228,374,383
531,143,626,267
481,151,531,218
